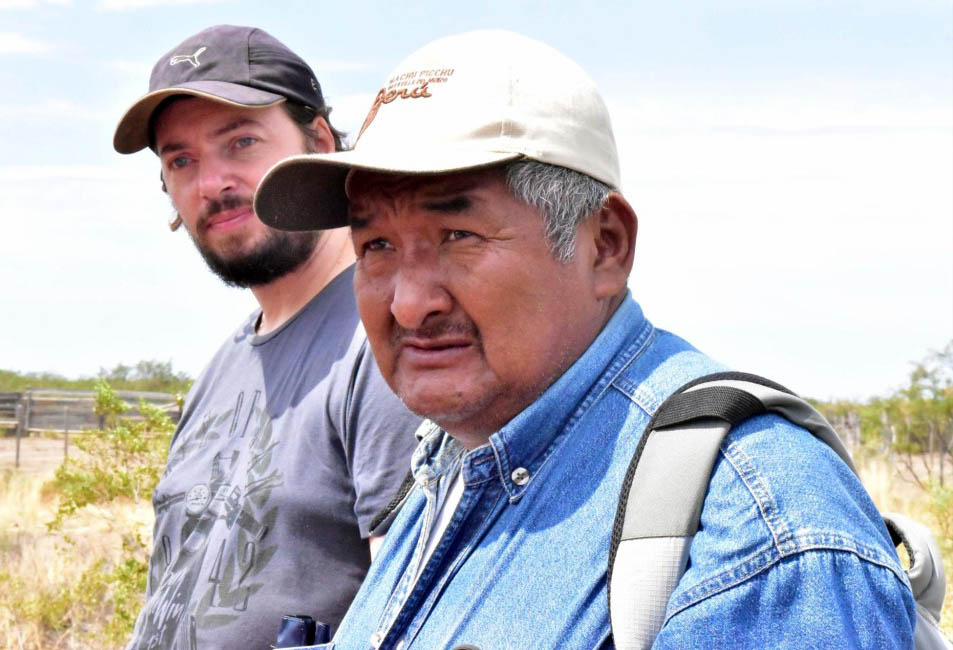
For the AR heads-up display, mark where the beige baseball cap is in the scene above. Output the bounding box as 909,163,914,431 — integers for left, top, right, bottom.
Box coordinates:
254,29,620,231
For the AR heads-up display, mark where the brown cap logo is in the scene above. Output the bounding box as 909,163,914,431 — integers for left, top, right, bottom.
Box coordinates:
356,68,454,141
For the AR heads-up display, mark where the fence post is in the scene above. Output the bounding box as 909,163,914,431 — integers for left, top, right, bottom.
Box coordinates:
63,404,70,460
14,400,22,469
23,393,33,437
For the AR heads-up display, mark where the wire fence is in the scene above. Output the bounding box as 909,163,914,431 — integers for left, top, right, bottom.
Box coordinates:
0,389,180,469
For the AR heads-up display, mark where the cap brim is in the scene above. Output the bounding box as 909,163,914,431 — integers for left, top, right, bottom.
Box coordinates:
254,149,521,232
113,81,285,154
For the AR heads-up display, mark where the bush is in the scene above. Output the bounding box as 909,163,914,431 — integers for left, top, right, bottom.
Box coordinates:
41,380,173,646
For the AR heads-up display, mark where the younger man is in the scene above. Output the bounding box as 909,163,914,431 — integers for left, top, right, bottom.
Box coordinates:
114,25,420,649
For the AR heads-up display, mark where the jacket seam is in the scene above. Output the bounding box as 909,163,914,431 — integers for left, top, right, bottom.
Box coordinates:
719,440,792,549
665,541,911,624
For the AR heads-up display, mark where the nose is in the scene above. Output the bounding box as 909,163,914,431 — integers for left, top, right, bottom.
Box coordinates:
390,257,453,331
196,155,235,200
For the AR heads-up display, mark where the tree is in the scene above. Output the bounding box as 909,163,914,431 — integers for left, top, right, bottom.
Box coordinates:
97,359,192,394
889,341,953,488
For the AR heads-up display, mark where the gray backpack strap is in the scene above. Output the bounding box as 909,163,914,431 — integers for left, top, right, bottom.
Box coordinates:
607,372,951,649
608,372,790,649
607,413,731,648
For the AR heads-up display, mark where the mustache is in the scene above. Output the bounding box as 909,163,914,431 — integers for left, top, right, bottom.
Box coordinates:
198,193,253,229
391,318,479,346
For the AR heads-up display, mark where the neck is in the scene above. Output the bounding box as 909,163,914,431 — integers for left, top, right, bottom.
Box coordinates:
251,227,355,335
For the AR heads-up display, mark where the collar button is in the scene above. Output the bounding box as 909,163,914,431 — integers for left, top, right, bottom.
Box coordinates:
511,467,530,486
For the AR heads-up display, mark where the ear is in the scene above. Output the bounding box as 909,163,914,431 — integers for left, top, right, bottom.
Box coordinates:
308,115,337,154
589,192,637,300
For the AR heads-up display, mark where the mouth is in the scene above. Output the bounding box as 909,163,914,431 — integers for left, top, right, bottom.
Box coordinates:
203,206,254,233
398,336,475,368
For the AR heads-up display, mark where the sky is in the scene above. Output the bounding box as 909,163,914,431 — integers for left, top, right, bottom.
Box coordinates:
0,0,950,401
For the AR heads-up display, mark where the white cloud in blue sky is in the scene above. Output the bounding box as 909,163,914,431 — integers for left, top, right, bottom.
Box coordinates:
0,0,949,400
0,0,69,9
95,0,226,11
0,31,49,53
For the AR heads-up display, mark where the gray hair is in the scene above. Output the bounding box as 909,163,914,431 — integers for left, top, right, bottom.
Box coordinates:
504,159,612,262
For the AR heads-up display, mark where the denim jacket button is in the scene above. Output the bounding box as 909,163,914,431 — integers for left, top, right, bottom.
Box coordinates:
511,467,530,485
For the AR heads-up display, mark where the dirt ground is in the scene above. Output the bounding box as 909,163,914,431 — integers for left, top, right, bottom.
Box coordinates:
0,435,68,473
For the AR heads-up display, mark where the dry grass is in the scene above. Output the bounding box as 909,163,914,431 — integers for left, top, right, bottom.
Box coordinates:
0,440,153,650
858,454,953,637
1,438,951,645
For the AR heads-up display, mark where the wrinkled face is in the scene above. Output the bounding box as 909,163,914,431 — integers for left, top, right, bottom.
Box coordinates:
153,97,319,287
349,168,608,443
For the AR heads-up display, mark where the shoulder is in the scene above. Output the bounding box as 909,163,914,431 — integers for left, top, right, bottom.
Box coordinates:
176,310,259,417
664,412,914,639
714,414,903,571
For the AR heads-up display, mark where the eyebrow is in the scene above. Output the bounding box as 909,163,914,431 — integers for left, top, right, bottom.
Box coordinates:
350,213,370,230
348,178,482,229
422,196,472,213
158,117,263,156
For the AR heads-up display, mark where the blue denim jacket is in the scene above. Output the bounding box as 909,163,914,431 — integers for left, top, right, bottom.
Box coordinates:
323,295,916,649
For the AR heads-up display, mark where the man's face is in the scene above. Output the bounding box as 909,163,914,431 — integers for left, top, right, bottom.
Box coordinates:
153,97,319,287
349,168,608,442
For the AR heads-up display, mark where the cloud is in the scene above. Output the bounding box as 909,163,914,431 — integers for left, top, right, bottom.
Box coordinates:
0,0,69,8
604,85,952,399
107,59,153,77
96,0,226,9
0,164,141,183
605,94,952,136
0,31,48,54
0,99,110,119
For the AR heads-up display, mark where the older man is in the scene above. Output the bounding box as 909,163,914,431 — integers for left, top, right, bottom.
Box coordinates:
113,25,419,650
255,30,915,649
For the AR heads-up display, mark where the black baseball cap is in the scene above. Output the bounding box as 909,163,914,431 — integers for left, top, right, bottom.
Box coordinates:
113,24,326,154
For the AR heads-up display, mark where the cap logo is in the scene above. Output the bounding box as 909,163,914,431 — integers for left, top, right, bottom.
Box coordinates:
356,68,453,140
169,46,207,69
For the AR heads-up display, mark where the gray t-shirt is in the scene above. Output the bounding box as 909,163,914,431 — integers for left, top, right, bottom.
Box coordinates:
126,266,420,650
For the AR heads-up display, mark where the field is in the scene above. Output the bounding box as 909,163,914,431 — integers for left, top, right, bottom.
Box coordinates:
1,437,951,648
0,437,154,650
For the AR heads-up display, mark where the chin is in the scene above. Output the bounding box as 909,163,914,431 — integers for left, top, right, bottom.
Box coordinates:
400,388,502,438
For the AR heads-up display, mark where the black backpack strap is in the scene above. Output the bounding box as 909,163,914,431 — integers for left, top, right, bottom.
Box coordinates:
368,469,416,537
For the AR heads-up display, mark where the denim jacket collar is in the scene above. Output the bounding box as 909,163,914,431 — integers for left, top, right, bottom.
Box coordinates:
412,293,652,501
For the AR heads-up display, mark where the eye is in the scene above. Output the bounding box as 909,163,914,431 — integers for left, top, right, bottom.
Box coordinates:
234,136,258,149
361,238,393,254
446,230,475,242
169,156,190,170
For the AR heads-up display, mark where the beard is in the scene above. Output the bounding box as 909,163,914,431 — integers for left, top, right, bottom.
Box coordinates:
186,193,320,288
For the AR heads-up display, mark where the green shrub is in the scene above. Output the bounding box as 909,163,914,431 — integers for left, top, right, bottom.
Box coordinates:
41,380,173,646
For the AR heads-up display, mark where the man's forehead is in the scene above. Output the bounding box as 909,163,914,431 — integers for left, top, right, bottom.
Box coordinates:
153,97,272,149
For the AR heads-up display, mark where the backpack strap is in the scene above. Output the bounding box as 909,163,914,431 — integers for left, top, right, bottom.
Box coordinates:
607,371,854,650
608,371,953,649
